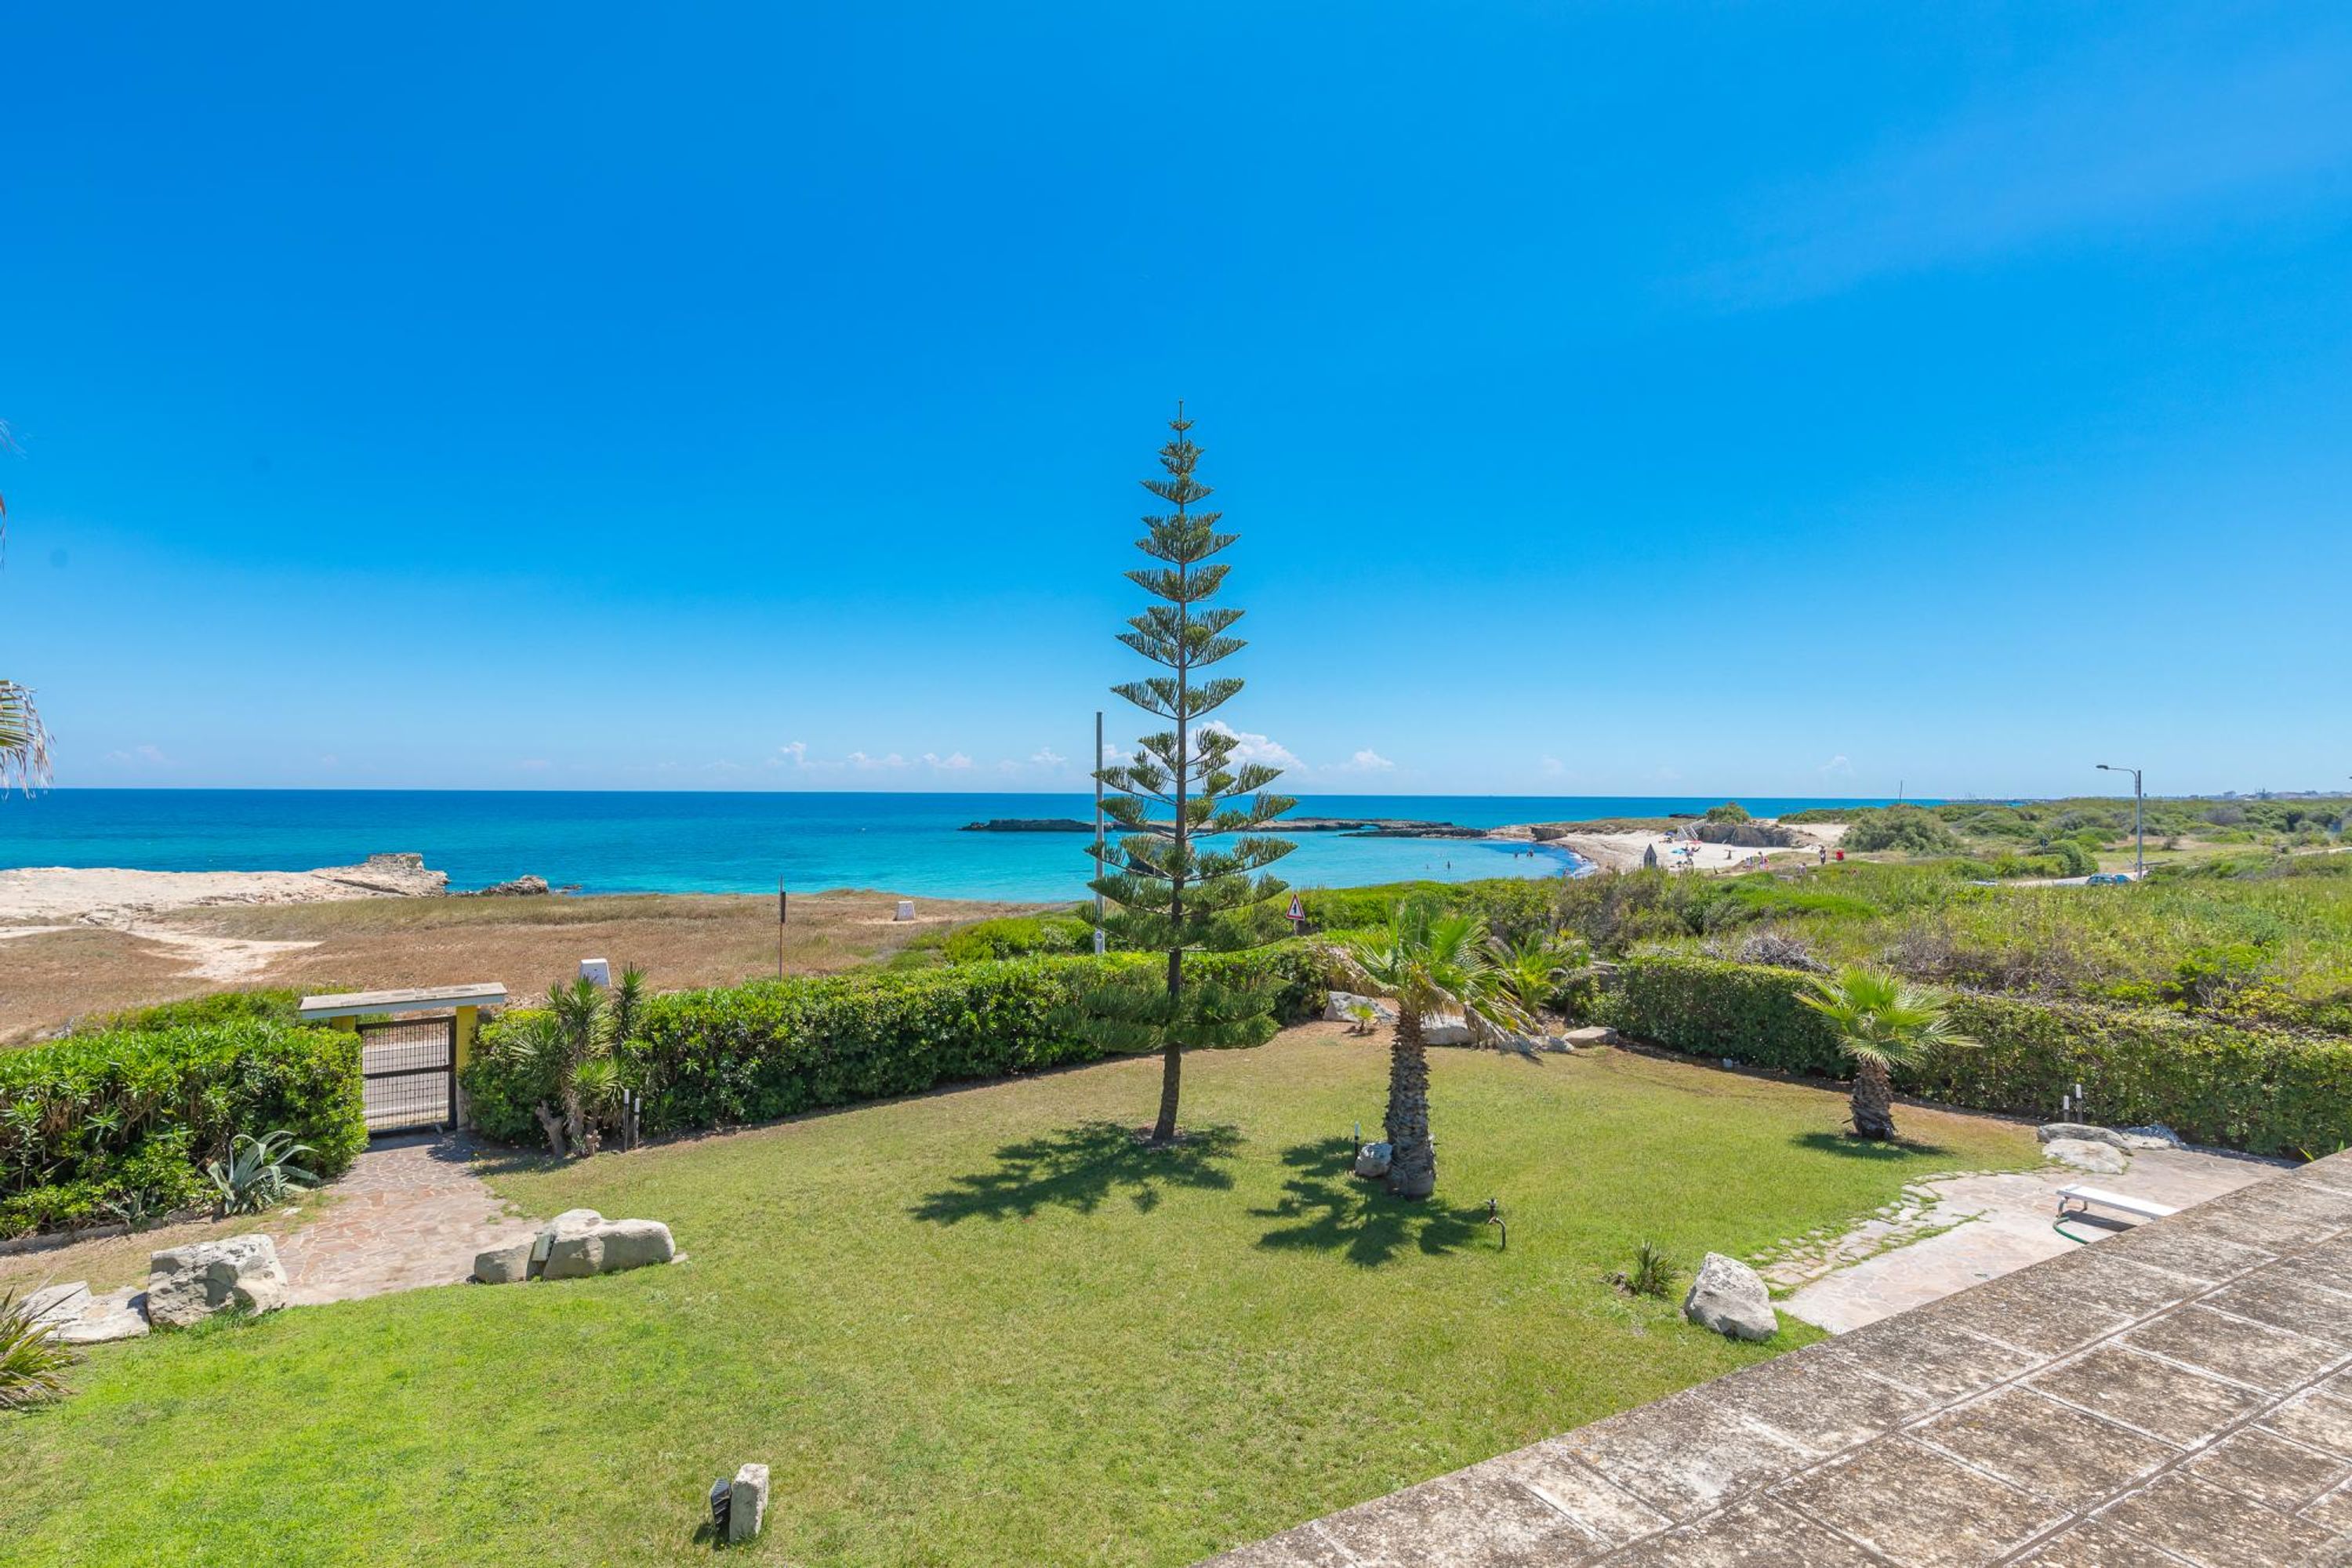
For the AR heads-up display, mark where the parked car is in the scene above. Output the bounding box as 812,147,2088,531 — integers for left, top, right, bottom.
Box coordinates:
2084,872,2132,885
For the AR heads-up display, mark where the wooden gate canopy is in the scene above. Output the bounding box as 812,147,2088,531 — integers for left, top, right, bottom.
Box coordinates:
296,983,506,1021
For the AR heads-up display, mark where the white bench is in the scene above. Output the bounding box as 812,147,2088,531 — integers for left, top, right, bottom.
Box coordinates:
2056,1185,2178,1225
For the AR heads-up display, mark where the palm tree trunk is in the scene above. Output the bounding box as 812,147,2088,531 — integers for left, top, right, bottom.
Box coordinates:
1386,1013,1436,1200
1850,1058,1896,1141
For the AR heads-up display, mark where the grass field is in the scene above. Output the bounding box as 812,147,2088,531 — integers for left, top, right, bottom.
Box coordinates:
0,1026,2030,1566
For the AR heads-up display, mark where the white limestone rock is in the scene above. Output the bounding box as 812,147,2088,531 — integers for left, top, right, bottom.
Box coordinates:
538,1210,676,1280
145,1235,288,1328
728,1462,770,1543
2037,1123,2129,1149
1325,991,1397,1025
1354,1142,1393,1178
473,1240,534,1284
1682,1252,1777,1341
1422,1019,1473,1047
1563,1025,1621,1049
2044,1138,2129,1175
57,1289,152,1345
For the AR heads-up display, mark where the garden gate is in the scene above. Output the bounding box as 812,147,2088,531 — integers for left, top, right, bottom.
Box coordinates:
358,1016,457,1134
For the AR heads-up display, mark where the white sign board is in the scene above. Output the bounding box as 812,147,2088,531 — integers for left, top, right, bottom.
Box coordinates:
579,957,612,987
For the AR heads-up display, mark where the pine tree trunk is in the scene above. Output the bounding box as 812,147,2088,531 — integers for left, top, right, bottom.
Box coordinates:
1850,1058,1896,1141
1386,1012,1436,1199
1152,1026,1182,1145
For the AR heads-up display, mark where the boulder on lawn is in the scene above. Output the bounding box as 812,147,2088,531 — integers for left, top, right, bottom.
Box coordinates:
1325,991,1396,1025
2037,1123,2129,1149
2044,1138,2129,1175
26,1282,152,1345
145,1235,289,1328
1682,1252,1777,1341
1563,1025,1621,1049
1422,1019,1473,1047
1354,1142,1393,1178
538,1209,677,1280
473,1240,534,1284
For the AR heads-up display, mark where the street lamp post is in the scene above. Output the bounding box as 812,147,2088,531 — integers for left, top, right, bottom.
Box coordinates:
2096,764,2144,877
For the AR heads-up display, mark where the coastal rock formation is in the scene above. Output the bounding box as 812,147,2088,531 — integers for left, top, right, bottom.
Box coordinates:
0,855,450,925
145,1235,289,1327
461,874,552,897
960,818,1094,833
1682,1252,1777,1341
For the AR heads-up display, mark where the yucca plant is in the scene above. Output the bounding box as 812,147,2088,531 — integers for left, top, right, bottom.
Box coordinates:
1,1287,82,1410
1799,967,1976,1142
205,1130,318,1217
1628,1241,1679,1299
1495,931,1587,1023
499,966,648,1157
1331,902,1528,1199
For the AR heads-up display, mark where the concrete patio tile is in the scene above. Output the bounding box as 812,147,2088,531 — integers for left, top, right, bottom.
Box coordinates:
2009,1517,2193,1566
1913,1274,2136,1359
2288,1240,2352,1298
2028,1345,2267,1445
1911,1387,2173,1507
1593,1496,1880,1567
1835,1312,2045,1401
2121,1302,2345,1392
1771,1435,2067,1565
2191,1181,2352,1253
1309,1467,1599,1567
2187,1427,2352,1512
2267,1392,2352,1461
2097,1222,2276,1287
1552,1390,1813,1523
1201,1523,1359,1566
2202,1271,2352,1349
1702,1341,1933,1457
2096,1471,2341,1568
2054,1247,2209,1319
2307,1483,2352,1535
1483,1442,1668,1549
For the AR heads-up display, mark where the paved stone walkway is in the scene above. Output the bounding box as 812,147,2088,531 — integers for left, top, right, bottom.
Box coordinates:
1207,1150,2352,1566
278,1134,540,1306
1780,1145,2280,1334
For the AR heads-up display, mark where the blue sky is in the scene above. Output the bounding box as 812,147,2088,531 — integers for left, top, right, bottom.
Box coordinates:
5,2,2349,800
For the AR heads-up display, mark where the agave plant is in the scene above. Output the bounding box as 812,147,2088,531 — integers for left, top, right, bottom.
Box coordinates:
1798,967,1976,1142
0,1286,81,1411
205,1130,318,1217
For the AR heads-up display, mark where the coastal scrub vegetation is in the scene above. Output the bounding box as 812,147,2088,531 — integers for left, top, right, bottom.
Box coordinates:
1084,407,1294,1144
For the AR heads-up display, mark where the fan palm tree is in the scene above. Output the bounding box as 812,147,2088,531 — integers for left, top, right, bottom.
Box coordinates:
1798,967,1974,1141
1334,903,1527,1199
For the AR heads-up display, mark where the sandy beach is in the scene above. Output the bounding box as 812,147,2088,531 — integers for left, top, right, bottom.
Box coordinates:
1489,818,1848,873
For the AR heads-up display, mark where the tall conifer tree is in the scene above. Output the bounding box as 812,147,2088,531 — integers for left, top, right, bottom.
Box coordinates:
1087,406,1295,1145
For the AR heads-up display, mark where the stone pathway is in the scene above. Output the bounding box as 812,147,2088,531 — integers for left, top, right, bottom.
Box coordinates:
276,1134,540,1307
1779,1145,2278,1334
1206,1149,2352,1566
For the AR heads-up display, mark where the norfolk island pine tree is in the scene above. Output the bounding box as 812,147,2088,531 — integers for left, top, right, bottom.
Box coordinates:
1085,406,1296,1146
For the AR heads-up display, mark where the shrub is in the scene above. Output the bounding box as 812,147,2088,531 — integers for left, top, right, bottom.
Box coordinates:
1843,806,1963,855
1599,954,2352,1156
1704,801,1751,825
940,914,1094,964
0,1022,365,1237
465,947,1327,1144
2034,839,2097,877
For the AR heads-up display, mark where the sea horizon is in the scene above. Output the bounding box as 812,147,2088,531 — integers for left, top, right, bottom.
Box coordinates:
0,789,1921,902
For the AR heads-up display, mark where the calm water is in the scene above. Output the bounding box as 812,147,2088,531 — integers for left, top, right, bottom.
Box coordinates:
0,791,1904,902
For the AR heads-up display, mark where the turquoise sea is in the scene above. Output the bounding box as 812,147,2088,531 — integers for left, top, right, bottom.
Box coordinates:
0,791,1906,903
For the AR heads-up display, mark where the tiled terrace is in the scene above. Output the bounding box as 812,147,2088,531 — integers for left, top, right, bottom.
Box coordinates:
1207,1149,2352,1567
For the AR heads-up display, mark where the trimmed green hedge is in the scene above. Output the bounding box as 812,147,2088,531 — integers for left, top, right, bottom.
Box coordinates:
1598,954,2352,1157
464,946,1328,1145
0,1022,368,1236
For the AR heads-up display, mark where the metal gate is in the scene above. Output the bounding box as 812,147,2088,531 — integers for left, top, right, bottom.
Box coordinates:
358,1016,456,1134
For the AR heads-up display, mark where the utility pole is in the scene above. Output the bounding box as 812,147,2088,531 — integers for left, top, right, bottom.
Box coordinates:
2096,763,2144,877
777,877,788,978
1092,710,1106,956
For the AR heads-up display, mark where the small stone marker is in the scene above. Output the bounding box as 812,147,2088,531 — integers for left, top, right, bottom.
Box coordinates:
728,1462,770,1542
579,957,612,986
894,898,916,922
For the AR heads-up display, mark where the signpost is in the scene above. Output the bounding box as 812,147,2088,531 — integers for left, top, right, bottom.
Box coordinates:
1093,710,1107,957
777,877,788,979
1287,892,1305,936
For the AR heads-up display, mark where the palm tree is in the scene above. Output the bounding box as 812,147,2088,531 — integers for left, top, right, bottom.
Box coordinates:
498,967,647,1156
1334,903,1527,1199
1798,967,1974,1141
1495,931,1587,1025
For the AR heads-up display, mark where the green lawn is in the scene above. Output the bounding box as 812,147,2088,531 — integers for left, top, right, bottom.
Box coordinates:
2,1029,2030,1566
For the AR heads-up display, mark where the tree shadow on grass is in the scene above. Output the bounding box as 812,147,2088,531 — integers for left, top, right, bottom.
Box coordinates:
1251,1138,1494,1267
1792,1131,1953,1162
907,1120,1243,1224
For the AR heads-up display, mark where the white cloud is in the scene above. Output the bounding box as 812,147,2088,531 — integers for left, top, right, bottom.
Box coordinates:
848,750,908,770
1540,756,1566,777
923,751,974,771
1200,720,1304,774
1029,746,1066,767
1336,748,1396,773
774,740,810,768
104,743,172,767
1819,753,1855,778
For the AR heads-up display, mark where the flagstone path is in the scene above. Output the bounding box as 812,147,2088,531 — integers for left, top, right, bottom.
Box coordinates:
277,1134,542,1306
